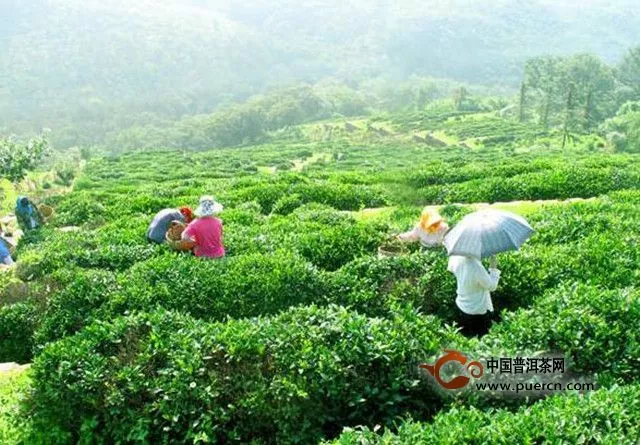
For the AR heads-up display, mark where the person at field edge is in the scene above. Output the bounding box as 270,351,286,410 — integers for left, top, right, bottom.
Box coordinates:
398,207,449,248
0,237,14,266
181,196,225,259
15,196,43,232
147,207,194,244
447,255,501,336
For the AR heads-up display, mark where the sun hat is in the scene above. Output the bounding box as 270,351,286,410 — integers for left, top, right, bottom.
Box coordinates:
194,196,223,217
419,207,445,233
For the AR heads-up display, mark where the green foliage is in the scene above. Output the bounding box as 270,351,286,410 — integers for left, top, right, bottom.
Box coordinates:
523,54,617,130
618,46,640,101
50,192,106,227
272,193,304,215
34,269,121,349
110,252,329,322
602,101,640,153
30,306,460,444
53,164,76,187
2,105,639,444
0,303,40,363
0,135,50,183
0,368,33,445
329,253,458,322
330,384,640,444
484,283,639,382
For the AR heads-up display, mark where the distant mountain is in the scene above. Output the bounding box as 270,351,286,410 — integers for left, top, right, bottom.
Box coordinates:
1,0,639,134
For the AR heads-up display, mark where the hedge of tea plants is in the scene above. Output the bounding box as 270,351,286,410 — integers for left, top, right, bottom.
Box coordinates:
329,383,640,444
29,306,461,444
2,111,639,443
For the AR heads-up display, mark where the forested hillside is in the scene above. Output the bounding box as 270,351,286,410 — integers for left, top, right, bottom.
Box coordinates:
2,0,639,146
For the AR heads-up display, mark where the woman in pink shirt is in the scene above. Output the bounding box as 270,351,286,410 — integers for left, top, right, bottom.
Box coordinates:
182,196,225,259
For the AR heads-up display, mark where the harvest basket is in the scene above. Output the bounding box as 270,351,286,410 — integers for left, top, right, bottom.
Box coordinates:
377,237,409,259
38,204,54,222
165,221,195,252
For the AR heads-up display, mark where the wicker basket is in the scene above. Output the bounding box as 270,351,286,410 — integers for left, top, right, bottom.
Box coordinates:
166,238,196,252
165,221,195,252
377,244,409,259
38,204,54,221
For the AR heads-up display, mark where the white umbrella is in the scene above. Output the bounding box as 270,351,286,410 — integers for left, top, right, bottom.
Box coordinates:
444,209,534,259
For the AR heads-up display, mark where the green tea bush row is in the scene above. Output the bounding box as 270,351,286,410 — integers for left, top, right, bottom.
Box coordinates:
0,302,40,363
225,204,387,270
482,283,639,382
330,384,640,444
226,180,387,213
33,269,122,348
49,192,107,227
15,221,164,280
30,305,461,444
329,252,458,323
418,166,640,205
109,251,331,322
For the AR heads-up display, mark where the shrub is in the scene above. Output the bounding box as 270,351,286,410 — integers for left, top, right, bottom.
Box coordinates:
272,193,304,215
0,302,40,363
0,271,29,307
34,269,122,348
329,253,458,322
292,219,386,270
329,384,640,444
31,306,461,444
51,193,106,227
109,251,331,322
483,283,639,382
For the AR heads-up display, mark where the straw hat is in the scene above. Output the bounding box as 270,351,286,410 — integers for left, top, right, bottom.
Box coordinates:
194,196,223,217
419,207,445,232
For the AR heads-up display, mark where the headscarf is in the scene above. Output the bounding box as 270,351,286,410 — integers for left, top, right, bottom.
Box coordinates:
16,196,34,216
179,207,195,223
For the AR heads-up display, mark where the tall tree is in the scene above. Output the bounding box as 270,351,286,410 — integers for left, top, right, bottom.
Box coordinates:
524,57,565,129
519,81,527,123
564,54,616,130
525,54,616,131
562,83,575,149
617,46,640,101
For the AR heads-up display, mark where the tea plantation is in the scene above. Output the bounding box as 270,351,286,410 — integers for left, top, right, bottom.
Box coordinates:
1,112,639,444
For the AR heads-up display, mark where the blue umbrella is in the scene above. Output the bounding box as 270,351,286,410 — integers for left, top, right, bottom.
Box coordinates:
444,209,534,259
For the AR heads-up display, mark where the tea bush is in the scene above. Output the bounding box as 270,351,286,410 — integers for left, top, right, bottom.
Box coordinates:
330,384,640,444
418,165,640,205
50,192,106,227
483,283,639,382
30,305,462,444
0,302,40,363
329,253,458,322
33,268,122,348
109,251,331,322
272,193,304,215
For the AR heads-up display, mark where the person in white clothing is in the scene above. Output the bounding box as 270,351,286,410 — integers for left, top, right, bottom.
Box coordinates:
399,207,449,248
447,255,501,335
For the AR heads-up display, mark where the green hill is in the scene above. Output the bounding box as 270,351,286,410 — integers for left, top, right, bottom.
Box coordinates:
2,0,639,138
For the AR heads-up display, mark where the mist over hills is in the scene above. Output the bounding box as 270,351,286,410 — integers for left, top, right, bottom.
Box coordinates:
1,0,639,136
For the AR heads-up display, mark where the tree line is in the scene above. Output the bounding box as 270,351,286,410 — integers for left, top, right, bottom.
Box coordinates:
519,47,640,150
